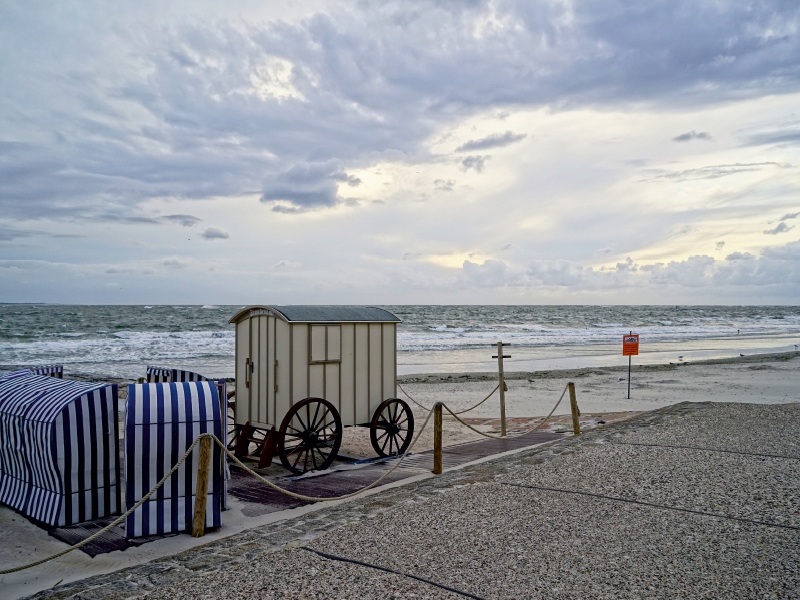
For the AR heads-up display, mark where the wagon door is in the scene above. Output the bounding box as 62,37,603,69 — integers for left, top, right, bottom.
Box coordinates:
242,313,277,428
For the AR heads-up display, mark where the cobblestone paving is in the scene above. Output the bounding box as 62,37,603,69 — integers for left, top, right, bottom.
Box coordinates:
27,402,800,599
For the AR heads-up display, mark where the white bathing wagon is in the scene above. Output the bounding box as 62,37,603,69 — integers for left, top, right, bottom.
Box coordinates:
228,306,414,473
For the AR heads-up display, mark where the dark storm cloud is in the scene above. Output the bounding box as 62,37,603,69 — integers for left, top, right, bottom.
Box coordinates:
455,132,526,152
1,0,799,216
672,130,712,142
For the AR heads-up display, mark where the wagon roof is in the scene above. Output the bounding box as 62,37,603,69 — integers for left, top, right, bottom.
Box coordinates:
229,305,402,324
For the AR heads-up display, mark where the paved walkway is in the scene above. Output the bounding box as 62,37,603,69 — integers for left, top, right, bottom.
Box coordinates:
27,402,800,599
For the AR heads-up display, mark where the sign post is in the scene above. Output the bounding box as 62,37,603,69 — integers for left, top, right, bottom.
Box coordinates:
492,342,511,436
622,332,639,399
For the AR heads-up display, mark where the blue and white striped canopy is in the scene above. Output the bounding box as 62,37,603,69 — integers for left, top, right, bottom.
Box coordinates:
0,370,120,526
31,364,64,378
124,381,225,538
146,366,207,383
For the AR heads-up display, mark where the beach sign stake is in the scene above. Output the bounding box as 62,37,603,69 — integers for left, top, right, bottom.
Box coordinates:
493,341,511,436
622,332,639,399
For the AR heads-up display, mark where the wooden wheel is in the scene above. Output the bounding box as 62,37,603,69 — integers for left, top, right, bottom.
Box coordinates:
370,398,414,457
278,398,342,474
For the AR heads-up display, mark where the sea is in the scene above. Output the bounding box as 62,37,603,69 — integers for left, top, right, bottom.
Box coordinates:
1,305,799,380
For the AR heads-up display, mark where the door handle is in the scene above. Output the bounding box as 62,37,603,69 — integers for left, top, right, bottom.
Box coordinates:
245,358,251,388
274,359,278,393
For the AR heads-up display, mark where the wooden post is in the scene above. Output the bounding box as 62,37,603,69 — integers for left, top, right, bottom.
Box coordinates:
497,341,507,437
433,403,443,475
191,436,211,538
568,382,580,435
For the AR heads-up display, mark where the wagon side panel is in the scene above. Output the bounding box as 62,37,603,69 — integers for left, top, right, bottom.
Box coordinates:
267,315,277,425
324,361,340,417
235,319,250,426
382,323,396,400
309,363,325,399
368,323,383,418
339,323,356,426
292,324,309,405
274,319,292,426
354,323,370,424
257,316,269,425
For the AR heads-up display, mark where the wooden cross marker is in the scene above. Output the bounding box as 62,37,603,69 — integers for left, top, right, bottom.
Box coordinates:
492,341,511,436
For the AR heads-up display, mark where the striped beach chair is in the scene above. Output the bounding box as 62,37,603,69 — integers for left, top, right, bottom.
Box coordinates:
146,366,207,383
124,381,225,538
144,366,230,455
31,365,64,378
0,370,120,526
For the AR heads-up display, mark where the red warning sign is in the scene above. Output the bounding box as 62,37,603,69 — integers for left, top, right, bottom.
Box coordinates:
622,334,639,356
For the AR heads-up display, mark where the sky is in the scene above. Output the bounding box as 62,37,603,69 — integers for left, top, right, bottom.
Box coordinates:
1,0,799,305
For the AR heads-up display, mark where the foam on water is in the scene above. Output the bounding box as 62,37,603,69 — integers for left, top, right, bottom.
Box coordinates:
1,304,798,379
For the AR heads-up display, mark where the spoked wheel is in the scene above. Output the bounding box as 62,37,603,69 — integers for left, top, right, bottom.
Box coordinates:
277,398,342,475
370,398,415,458
226,396,238,451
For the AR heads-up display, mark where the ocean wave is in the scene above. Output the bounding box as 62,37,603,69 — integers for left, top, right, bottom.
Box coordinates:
2,305,799,378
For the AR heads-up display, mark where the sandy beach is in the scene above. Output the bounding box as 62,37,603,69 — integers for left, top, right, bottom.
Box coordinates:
0,353,800,598
361,350,800,454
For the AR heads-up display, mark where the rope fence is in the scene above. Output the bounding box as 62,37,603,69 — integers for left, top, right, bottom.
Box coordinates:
396,381,500,415
1,382,574,575
0,435,204,575
442,383,570,440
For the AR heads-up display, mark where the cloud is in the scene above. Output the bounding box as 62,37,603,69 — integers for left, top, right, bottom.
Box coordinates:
260,161,360,211
500,243,512,251
201,227,229,240
672,130,712,142
0,227,33,241
162,258,187,269
715,241,725,251
641,162,780,182
273,260,301,268
742,122,800,147
433,179,455,191
726,252,755,260
780,212,800,221
161,214,202,227
456,132,526,152
593,247,614,257
460,155,490,172
763,222,795,235
2,1,799,224
459,259,509,288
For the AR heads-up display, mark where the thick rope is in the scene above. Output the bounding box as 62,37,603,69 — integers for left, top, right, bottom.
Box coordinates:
441,383,570,440
2,382,567,575
0,435,204,575
397,380,499,414
216,409,434,503
0,412,434,575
